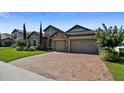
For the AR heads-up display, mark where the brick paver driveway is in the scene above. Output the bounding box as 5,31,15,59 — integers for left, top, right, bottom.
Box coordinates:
10,52,113,81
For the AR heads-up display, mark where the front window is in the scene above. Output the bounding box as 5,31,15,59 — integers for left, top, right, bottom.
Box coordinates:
32,39,37,46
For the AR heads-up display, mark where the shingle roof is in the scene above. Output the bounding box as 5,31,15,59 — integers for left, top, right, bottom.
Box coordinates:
66,31,95,36
12,29,32,35
50,30,68,38
1,33,13,40
66,25,95,36
66,25,93,32
27,31,45,38
43,25,63,32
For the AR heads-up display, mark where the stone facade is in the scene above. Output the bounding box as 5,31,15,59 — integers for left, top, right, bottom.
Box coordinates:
50,31,68,51
44,25,62,50
47,25,98,54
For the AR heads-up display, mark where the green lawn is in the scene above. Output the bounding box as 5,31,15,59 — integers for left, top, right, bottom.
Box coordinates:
105,56,124,81
0,48,47,62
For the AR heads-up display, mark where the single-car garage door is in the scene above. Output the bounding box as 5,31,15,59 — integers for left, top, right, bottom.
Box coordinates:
55,40,66,52
70,39,98,54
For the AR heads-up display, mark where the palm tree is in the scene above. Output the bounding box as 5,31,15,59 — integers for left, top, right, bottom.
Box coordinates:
23,23,26,40
40,22,43,49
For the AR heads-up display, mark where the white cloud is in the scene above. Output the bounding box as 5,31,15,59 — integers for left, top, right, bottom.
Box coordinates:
0,12,12,18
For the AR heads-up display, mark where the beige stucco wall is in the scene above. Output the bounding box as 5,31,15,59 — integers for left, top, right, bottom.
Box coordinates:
28,33,40,46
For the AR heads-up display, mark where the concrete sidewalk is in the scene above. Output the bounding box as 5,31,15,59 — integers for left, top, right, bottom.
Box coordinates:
0,61,53,81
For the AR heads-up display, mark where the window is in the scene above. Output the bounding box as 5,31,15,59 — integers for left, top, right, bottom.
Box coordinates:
32,39,37,46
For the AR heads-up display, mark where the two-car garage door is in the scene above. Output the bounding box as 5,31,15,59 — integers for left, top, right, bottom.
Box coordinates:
54,39,98,54
70,39,98,54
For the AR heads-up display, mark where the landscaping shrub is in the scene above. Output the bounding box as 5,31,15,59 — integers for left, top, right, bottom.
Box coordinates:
16,39,26,47
119,48,124,55
28,46,36,51
16,46,23,51
100,49,120,62
22,47,28,51
33,46,39,50
11,43,17,48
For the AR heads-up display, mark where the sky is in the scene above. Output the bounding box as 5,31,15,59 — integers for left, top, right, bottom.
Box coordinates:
0,12,124,33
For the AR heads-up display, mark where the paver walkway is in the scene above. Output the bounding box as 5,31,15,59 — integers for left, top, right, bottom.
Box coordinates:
0,61,53,81
10,52,113,81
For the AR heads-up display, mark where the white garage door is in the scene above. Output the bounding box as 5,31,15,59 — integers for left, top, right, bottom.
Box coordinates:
55,40,66,52
70,39,98,54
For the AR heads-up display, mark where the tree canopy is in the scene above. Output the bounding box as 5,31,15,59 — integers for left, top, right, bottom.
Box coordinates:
95,24,124,49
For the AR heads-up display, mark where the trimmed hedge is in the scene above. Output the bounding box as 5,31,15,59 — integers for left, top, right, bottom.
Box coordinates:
11,43,17,48
99,49,120,62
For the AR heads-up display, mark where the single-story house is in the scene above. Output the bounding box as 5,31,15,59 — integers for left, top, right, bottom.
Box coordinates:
11,29,46,47
1,33,14,47
27,31,46,47
44,25,98,54
12,29,32,40
1,24,98,54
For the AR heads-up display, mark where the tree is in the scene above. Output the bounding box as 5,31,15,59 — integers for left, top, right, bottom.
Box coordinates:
23,23,27,40
39,22,42,48
0,32,1,47
95,24,124,50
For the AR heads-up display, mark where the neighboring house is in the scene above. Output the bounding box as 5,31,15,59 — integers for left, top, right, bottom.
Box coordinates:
12,29,32,41
27,31,40,46
44,25,98,54
12,29,45,47
1,29,44,47
27,31,45,46
1,33,14,47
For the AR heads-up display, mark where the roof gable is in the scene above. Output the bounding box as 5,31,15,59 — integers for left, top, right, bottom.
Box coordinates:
44,25,62,32
1,33,13,40
66,25,92,33
27,31,39,38
12,29,32,35
50,30,67,38
11,29,23,34
27,31,45,38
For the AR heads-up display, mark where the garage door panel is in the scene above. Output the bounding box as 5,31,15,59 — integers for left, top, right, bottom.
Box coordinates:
70,39,98,54
55,40,66,52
